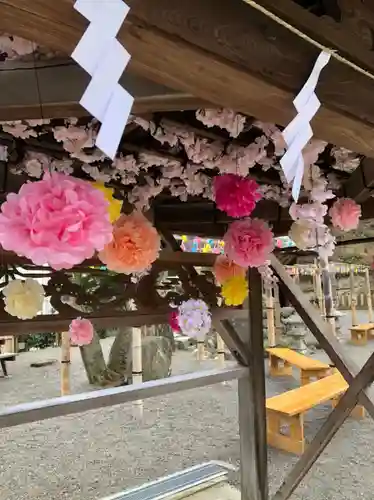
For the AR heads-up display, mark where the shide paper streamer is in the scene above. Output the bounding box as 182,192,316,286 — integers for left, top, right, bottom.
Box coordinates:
71,0,134,159
280,51,331,202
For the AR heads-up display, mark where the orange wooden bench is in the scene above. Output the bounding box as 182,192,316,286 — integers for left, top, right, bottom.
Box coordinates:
350,323,374,346
266,347,331,385
266,372,365,454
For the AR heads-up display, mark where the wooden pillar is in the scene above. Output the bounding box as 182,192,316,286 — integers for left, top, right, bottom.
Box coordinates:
238,268,268,500
60,331,70,396
197,340,205,360
314,263,325,316
265,280,276,347
216,333,225,369
273,282,282,344
365,268,373,323
320,258,336,336
350,267,358,327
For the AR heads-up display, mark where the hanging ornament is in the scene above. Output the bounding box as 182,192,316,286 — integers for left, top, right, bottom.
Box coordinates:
213,255,246,285
69,317,94,346
177,299,211,339
214,174,262,218
92,182,122,222
3,278,45,320
221,275,248,306
329,198,361,231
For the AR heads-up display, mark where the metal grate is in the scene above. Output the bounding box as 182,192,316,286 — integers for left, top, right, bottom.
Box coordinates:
101,461,233,500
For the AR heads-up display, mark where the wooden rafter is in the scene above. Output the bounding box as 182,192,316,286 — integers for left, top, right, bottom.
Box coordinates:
2,0,374,155
0,60,209,121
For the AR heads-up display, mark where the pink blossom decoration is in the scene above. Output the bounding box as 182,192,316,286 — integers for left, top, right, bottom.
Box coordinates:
224,218,274,268
329,198,361,231
214,174,262,218
69,317,94,346
169,310,181,332
0,172,113,270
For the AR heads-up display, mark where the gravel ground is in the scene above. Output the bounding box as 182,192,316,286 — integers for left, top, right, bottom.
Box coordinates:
1,310,374,500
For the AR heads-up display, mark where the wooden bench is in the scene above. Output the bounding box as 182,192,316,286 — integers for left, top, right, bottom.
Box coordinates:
267,347,331,385
0,353,16,377
266,372,365,455
350,323,374,345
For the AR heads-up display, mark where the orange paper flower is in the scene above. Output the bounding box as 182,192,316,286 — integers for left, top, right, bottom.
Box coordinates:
99,212,160,274
213,254,246,285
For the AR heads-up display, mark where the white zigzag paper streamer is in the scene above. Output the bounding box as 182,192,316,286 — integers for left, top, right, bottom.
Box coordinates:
71,0,134,160
280,51,331,202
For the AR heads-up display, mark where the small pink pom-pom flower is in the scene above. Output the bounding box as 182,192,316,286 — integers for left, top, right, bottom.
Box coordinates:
69,317,94,346
224,218,274,268
0,172,113,270
213,255,246,285
98,212,160,274
214,174,262,218
169,310,181,332
329,198,361,231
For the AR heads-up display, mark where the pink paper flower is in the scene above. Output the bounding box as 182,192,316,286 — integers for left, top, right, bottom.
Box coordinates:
69,317,94,346
213,255,246,285
224,218,274,268
214,174,262,218
329,198,361,231
169,310,181,332
0,172,113,270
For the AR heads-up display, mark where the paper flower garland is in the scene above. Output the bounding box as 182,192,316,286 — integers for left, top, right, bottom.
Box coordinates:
169,310,181,332
69,317,94,346
177,299,211,339
213,255,246,285
99,211,161,274
329,198,361,231
224,218,274,268
221,275,248,306
214,174,262,218
92,182,122,223
3,278,45,319
0,172,113,270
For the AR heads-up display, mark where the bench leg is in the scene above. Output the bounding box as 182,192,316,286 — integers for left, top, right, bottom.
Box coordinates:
267,410,305,455
351,330,368,346
331,397,366,419
269,355,293,378
0,359,8,377
301,368,331,386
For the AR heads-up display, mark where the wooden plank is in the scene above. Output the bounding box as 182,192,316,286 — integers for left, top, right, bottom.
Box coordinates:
345,158,374,203
270,255,374,420
0,60,208,120
2,1,374,155
0,365,247,428
272,351,374,500
266,373,346,416
238,269,268,500
266,347,330,371
0,308,248,336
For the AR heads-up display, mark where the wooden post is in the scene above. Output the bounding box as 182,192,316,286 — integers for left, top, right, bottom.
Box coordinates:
197,340,205,360
350,267,358,327
216,333,225,369
132,327,143,416
239,268,268,500
273,282,282,344
60,331,70,396
320,257,336,337
365,268,373,323
265,280,276,347
314,263,325,316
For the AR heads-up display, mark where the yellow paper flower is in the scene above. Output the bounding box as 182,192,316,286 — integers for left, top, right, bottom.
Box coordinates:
221,275,248,306
3,278,45,319
92,182,122,223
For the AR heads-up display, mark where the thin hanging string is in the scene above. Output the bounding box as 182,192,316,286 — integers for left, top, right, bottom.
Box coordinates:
241,0,374,83
31,42,44,122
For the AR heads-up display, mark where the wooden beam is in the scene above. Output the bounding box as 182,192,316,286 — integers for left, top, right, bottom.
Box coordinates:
344,158,374,203
238,268,268,500
3,1,374,155
0,307,248,336
0,60,208,120
273,351,374,500
0,365,247,428
270,255,374,420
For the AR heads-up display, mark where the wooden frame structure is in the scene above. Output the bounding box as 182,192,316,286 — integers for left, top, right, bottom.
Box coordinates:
2,1,374,499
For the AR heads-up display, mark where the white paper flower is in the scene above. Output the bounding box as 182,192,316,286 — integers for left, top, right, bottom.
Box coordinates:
3,278,45,319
